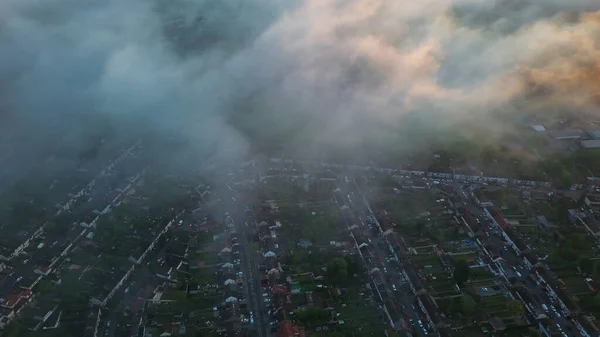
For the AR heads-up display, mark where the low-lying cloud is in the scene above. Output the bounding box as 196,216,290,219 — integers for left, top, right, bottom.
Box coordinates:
1,0,600,179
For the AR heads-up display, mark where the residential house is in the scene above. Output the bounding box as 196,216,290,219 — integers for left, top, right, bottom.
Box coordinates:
278,320,306,337
34,265,51,276
569,209,588,225
263,241,278,259
485,207,511,230
297,239,313,249
585,194,600,211
572,213,600,237
473,189,494,207
0,289,32,309
536,216,554,230
550,129,583,140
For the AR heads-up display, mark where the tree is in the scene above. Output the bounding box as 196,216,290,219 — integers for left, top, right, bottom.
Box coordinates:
593,292,600,309
453,260,471,286
528,327,542,337
507,300,524,317
327,258,349,285
2,322,25,337
460,295,476,315
37,280,54,293
43,221,57,231
297,306,329,324
345,255,362,277
323,332,344,337
580,257,594,274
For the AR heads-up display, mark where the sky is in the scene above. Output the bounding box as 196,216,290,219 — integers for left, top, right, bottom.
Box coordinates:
1,0,599,181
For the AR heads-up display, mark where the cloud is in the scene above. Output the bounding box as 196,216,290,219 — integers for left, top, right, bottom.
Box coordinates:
1,0,600,181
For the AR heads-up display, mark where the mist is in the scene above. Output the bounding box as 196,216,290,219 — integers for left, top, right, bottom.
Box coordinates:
1,0,600,183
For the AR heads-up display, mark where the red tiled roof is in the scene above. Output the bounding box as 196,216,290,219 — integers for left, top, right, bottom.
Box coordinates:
492,213,510,230
278,321,305,337
272,285,288,294
4,295,20,308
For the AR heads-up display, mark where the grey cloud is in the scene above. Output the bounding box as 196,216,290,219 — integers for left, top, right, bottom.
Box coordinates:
1,0,600,183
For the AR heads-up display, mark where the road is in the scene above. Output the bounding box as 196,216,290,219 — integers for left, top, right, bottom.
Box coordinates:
223,187,268,337
336,178,432,336
446,182,581,337
233,163,592,336
345,174,584,336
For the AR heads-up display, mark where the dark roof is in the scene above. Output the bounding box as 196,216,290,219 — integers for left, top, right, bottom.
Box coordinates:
486,207,510,229
536,216,554,229
586,194,600,203
523,251,539,265
418,294,442,324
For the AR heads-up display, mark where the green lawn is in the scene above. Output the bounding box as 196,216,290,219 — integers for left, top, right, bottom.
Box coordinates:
449,252,480,262
413,254,442,266
483,295,507,306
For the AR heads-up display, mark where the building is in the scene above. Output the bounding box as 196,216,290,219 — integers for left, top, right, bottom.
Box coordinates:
550,129,583,140
485,207,511,230
536,216,554,230
584,194,600,210
472,189,493,207
580,218,600,237
568,209,588,225
532,125,546,132
581,140,600,149
588,130,600,140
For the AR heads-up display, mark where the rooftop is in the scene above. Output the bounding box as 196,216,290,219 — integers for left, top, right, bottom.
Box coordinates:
586,194,600,203
532,125,546,132
550,129,584,139
589,130,600,139
278,321,306,337
581,140,600,149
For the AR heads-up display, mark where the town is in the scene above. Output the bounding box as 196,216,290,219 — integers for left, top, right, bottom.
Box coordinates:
2,0,600,335
2,129,600,337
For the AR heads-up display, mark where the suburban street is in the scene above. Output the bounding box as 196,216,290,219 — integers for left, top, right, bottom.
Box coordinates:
224,186,268,337
446,182,581,337
335,177,432,336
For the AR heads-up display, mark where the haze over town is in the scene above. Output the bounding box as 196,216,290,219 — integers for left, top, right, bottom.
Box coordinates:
3,1,600,337
1,0,599,177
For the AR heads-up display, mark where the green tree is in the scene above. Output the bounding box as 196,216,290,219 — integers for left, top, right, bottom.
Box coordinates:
327,258,349,285
528,328,542,337
593,292,600,309
37,280,54,293
461,294,476,315
580,257,594,274
453,260,471,286
323,332,344,337
248,242,260,253
507,300,524,317
297,306,330,324
345,255,362,277
43,221,57,231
